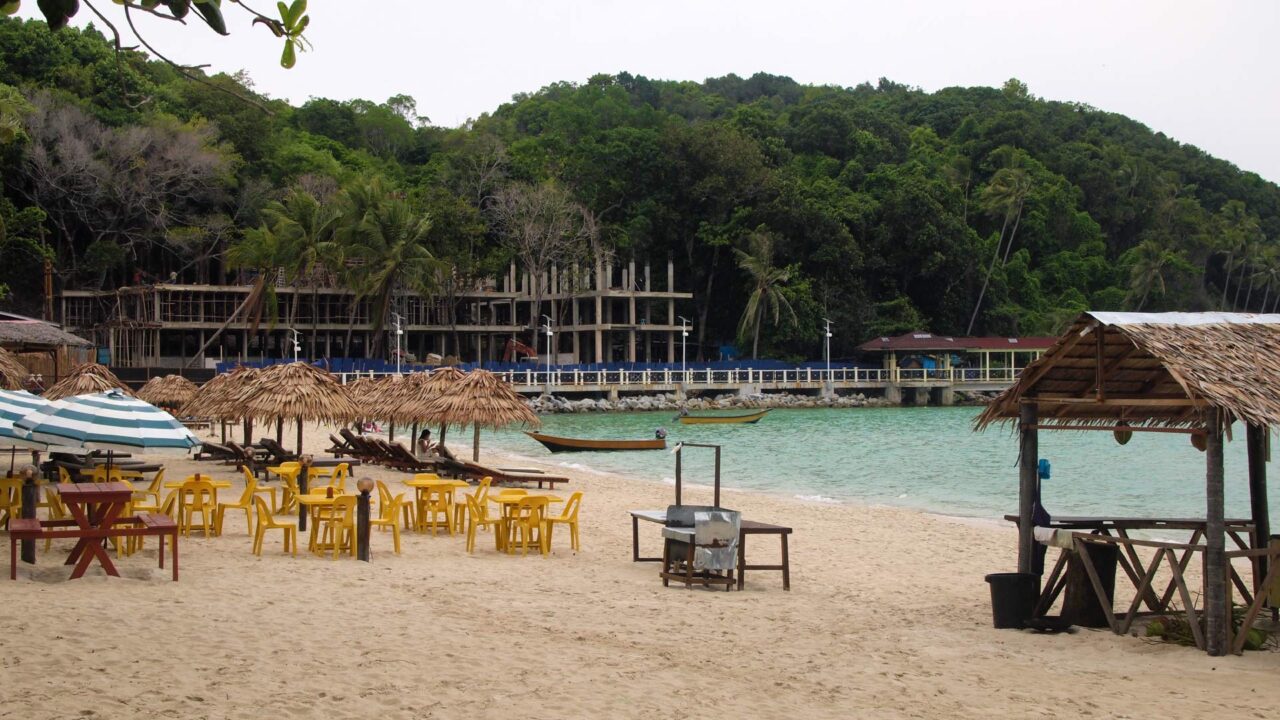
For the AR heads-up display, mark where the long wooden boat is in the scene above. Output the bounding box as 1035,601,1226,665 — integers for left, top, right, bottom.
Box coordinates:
677,409,771,425
524,431,667,453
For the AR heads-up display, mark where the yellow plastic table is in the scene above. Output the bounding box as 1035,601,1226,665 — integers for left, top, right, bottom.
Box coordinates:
405,478,470,533
297,492,344,552
487,494,563,552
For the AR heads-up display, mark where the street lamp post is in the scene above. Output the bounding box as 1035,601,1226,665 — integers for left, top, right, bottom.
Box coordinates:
392,312,404,375
824,318,833,379
678,316,690,381
289,329,301,363
541,314,554,372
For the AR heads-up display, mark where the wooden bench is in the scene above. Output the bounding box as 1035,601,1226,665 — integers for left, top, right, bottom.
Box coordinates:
8,519,43,580
8,514,180,581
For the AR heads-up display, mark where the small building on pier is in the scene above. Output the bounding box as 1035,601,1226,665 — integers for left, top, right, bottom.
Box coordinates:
857,331,1056,379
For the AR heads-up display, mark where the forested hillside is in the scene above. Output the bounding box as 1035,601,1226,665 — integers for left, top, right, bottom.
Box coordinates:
1,18,1278,360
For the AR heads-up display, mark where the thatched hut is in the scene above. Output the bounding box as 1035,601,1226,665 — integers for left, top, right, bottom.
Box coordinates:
975,311,1280,656
0,348,28,391
422,369,538,461
43,363,133,400
136,374,199,411
241,362,361,454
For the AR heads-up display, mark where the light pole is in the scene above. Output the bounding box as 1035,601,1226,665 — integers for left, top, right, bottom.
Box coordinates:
678,316,690,380
824,318,833,379
392,312,404,375
289,329,301,363
541,314,554,372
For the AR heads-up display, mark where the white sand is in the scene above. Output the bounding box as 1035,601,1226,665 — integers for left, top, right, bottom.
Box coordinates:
3,423,1279,719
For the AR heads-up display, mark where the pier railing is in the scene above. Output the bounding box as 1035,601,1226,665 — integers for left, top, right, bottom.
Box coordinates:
340,366,1024,389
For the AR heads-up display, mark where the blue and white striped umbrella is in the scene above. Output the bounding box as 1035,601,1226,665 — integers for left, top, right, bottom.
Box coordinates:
14,390,201,454
0,389,49,449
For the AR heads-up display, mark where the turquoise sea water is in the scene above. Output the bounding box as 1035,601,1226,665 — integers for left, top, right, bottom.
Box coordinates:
486,407,1271,523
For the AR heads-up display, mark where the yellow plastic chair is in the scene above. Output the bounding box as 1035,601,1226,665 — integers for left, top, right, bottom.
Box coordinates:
319,495,357,560
419,486,454,537
243,466,278,514
137,469,165,506
252,496,297,557
369,493,407,554
216,475,258,536
544,491,582,552
57,466,75,484
377,480,415,531
507,496,550,556
0,477,21,527
310,463,350,492
180,479,217,537
464,492,499,554
454,477,491,532
129,488,178,553
277,470,302,515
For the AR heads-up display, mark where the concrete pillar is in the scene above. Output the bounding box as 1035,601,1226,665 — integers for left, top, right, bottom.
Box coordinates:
884,384,902,405
607,388,619,402
937,386,955,406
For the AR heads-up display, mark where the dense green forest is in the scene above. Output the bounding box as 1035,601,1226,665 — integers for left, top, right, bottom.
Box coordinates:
1,18,1278,360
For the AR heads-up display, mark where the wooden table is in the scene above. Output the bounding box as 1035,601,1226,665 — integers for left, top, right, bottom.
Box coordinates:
629,510,793,591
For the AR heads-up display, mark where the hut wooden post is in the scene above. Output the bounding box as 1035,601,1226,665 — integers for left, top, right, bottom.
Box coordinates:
1247,423,1270,592
1017,401,1039,574
243,418,252,445
296,417,304,456
276,417,283,445
472,424,481,462
1204,408,1227,656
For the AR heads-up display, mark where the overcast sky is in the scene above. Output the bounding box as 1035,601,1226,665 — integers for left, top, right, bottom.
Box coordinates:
18,0,1280,182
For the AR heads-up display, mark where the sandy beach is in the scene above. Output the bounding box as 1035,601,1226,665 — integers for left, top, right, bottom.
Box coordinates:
3,423,1279,720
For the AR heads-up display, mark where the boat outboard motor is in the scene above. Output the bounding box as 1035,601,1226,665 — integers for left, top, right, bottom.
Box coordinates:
655,427,668,440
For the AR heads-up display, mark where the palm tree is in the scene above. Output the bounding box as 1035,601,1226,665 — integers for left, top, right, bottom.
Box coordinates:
344,198,439,358
733,230,797,359
262,190,340,356
967,167,1031,335
1251,247,1280,313
1123,239,1177,310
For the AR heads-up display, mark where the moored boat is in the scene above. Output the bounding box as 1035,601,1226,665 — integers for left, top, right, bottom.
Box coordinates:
677,409,771,425
524,431,667,452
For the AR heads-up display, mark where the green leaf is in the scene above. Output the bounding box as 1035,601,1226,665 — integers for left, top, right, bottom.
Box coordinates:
191,0,227,34
163,0,190,19
280,38,296,69
0,0,19,16
37,0,78,30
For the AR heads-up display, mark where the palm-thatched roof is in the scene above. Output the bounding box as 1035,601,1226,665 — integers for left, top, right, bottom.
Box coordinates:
0,311,93,351
136,374,199,410
180,366,261,420
43,363,133,400
241,362,361,423
422,369,539,429
975,311,1280,431
383,367,466,424
0,347,28,390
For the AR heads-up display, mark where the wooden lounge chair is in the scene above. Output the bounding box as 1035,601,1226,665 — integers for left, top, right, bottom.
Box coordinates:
383,441,436,472
257,438,299,464
194,441,236,462
338,428,381,463
455,461,570,489
227,441,267,480
326,434,358,458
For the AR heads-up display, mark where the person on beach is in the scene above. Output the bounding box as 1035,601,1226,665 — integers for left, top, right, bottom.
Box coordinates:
417,428,433,457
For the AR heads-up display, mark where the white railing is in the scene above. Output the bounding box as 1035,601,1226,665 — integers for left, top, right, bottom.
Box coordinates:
340,366,1025,388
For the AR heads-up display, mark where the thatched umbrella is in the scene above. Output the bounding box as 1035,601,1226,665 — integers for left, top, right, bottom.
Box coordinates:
43,363,133,400
384,367,467,450
0,348,28,391
345,374,406,436
181,366,261,443
136,374,199,411
422,369,538,461
241,362,362,454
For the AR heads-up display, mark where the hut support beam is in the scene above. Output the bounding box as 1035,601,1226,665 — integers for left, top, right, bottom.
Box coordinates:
1204,408,1227,656
472,424,480,462
1247,423,1270,592
1017,402,1038,574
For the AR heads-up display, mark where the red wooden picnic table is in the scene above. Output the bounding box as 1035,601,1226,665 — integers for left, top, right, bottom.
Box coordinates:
58,482,135,579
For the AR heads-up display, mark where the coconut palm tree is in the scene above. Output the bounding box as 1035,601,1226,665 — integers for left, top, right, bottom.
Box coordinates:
967,166,1032,334
1124,239,1179,310
263,190,340,356
733,230,797,359
344,198,439,358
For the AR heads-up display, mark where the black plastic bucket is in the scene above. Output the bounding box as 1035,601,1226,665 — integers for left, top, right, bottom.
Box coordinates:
984,572,1039,629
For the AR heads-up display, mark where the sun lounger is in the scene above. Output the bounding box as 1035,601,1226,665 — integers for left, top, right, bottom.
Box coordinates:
194,441,236,462
256,438,299,464
227,441,267,480
454,461,570,489
326,433,358,458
